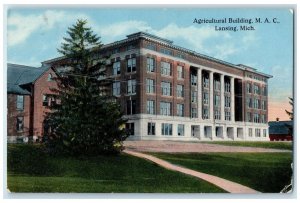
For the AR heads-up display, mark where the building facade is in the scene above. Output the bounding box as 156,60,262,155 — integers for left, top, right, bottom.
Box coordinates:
7,63,58,143
44,32,272,141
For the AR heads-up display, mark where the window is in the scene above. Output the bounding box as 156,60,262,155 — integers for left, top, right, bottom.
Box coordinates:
127,100,136,115
112,81,120,96
203,75,209,88
191,108,197,118
126,45,136,50
146,79,155,94
161,123,172,136
47,73,53,81
177,124,185,136
16,95,24,110
262,86,267,96
225,81,230,92
225,96,231,108
161,62,171,76
247,83,252,94
254,84,260,95
43,95,48,106
253,99,260,109
225,111,231,121
127,58,136,72
148,122,156,135
16,117,24,131
177,85,184,98
112,48,120,54
161,82,171,96
176,53,185,59
177,66,184,79
254,113,260,123
160,102,171,116
203,92,209,105
146,44,156,51
214,95,220,107
147,58,155,72
203,108,209,119
191,74,197,86
113,61,121,75
247,98,252,108
177,104,184,117
191,91,197,103
255,128,261,137
249,128,253,137
214,110,221,120
127,79,136,94
214,79,221,91
261,114,266,123
160,48,173,56
263,129,267,137
261,100,266,110
126,123,135,135
247,112,252,122
147,100,155,115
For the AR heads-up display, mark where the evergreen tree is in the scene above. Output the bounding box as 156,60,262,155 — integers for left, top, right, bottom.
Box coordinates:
285,97,293,120
45,19,128,155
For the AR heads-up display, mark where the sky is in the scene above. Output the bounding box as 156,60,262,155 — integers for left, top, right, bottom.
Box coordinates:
5,6,294,121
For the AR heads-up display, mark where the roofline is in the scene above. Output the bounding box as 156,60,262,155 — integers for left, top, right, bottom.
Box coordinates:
42,32,273,78
7,63,38,69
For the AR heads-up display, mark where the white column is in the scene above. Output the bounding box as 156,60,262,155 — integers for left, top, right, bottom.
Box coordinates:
197,68,202,121
209,71,214,121
230,77,235,122
220,74,225,121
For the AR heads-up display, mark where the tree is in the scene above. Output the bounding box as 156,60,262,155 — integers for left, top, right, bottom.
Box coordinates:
285,97,293,120
45,19,128,155
284,97,293,137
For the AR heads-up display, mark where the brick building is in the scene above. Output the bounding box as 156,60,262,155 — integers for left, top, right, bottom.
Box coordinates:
269,120,293,141
43,32,272,141
7,63,57,143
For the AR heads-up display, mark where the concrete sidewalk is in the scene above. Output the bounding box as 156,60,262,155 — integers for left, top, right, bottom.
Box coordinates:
123,149,260,194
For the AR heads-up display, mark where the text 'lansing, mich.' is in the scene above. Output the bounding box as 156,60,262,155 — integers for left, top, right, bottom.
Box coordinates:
193,17,280,32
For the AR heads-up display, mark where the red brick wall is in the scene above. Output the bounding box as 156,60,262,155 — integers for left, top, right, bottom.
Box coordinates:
32,69,58,137
7,94,30,137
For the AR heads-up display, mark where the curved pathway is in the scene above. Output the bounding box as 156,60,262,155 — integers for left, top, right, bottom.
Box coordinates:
123,149,259,194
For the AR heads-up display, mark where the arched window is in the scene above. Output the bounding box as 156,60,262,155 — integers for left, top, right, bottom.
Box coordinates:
47,73,53,81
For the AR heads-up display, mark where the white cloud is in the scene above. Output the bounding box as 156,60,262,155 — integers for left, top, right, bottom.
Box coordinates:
93,20,151,43
7,10,89,47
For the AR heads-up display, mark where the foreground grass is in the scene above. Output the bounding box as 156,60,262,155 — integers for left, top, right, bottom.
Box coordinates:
7,144,225,193
150,152,293,193
202,141,293,150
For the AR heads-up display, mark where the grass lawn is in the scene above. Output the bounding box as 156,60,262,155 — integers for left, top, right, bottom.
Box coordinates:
202,141,293,150
150,152,293,193
7,144,225,193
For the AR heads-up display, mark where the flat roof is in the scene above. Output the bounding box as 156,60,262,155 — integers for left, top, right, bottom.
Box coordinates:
43,31,273,78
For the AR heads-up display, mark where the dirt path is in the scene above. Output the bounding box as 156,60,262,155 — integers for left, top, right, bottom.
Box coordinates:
123,149,259,193
124,140,291,153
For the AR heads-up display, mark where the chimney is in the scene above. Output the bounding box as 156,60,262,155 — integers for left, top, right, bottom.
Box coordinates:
276,117,280,122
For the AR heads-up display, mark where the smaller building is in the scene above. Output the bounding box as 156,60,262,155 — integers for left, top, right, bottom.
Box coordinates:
269,120,293,141
7,63,57,143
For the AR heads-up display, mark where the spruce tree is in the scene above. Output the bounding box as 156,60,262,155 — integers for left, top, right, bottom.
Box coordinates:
45,19,128,155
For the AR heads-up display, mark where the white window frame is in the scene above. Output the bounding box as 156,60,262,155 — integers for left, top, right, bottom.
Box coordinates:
113,61,121,75
177,104,184,117
161,62,171,76
161,82,171,96
112,81,121,96
127,79,136,94
160,102,171,116
146,79,155,94
147,100,155,115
